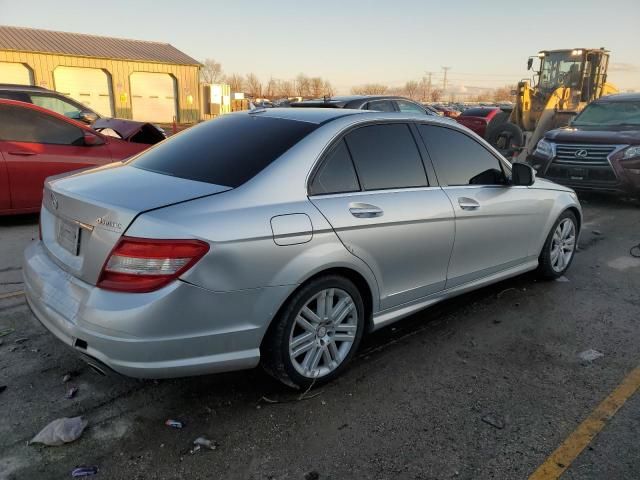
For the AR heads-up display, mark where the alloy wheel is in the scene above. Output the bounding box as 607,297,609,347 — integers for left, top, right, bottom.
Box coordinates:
550,218,576,272
288,288,358,379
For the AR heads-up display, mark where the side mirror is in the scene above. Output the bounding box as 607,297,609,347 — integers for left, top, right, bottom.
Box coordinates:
527,58,534,70
83,132,105,146
79,111,99,124
512,162,535,186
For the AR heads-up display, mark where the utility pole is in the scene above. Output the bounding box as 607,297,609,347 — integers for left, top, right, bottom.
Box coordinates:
423,71,433,101
442,66,451,92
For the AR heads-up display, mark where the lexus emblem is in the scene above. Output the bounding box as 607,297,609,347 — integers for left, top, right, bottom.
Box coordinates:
50,192,58,210
574,149,589,158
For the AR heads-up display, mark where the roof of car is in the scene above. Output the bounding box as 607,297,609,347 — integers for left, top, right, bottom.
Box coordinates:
595,93,640,103
244,107,455,126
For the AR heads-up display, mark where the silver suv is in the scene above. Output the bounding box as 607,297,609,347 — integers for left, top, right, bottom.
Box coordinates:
23,108,581,388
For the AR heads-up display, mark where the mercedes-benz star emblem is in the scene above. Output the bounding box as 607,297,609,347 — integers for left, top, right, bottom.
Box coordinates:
50,192,58,210
574,149,589,158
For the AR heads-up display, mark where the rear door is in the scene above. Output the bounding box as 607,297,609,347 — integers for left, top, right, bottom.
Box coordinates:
0,103,113,210
417,124,544,287
310,122,455,309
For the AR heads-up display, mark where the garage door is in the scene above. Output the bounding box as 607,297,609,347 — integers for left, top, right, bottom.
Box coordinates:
0,62,33,85
53,67,113,117
130,72,177,123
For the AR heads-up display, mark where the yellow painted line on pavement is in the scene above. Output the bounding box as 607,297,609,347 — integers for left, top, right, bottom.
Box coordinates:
0,290,25,300
529,365,640,480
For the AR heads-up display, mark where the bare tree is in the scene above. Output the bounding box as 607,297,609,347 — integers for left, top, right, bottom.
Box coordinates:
277,80,295,98
419,77,431,102
245,73,262,97
200,58,223,84
492,85,515,102
351,83,388,95
404,80,419,100
295,73,310,97
264,77,277,98
309,77,324,98
323,80,335,97
226,73,245,94
430,88,443,102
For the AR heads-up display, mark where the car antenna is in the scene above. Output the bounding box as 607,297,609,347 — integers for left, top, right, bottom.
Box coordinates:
323,95,331,103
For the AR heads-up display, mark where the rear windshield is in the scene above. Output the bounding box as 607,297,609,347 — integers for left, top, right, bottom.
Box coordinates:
461,108,495,117
131,114,317,187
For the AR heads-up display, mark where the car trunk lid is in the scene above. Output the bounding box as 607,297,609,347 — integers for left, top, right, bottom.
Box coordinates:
40,163,230,285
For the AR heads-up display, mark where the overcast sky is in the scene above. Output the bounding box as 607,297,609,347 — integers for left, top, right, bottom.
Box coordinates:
2,0,639,93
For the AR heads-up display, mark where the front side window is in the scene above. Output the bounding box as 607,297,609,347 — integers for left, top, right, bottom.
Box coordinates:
30,94,83,119
418,125,506,186
0,104,84,145
396,100,426,114
309,140,360,195
345,123,427,190
132,114,317,187
365,100,395,112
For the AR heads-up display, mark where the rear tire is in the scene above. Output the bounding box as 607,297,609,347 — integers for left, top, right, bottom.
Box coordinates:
487,121,524,157
261,275,365,389
537,211,578,280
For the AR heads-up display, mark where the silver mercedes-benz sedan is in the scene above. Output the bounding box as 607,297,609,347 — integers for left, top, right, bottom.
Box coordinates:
23,108,581,388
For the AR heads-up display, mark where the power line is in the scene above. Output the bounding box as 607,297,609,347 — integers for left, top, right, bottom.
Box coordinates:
442,66,451,91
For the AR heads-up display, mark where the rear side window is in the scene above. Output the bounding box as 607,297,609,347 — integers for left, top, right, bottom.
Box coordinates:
0,104,84,145
396,100,426,114
309,140,360,195
30,94,83,119
345,124,427,190
365,100,395,112
418,125,506,186
132,114,317,187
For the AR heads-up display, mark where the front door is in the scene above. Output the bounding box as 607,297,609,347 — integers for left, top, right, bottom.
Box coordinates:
309,123,455,309
417,124,544,288
0,103,112,210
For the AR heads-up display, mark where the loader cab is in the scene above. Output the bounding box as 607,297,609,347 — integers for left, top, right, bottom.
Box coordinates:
530,49,610,103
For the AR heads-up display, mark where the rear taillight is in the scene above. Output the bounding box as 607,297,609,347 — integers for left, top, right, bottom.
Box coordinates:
97,237,210,293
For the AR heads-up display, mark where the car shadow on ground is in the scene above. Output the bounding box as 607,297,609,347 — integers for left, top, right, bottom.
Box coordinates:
0,213,39,227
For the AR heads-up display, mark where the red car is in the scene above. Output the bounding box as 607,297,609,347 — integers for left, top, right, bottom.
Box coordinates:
455,107,502,138
0,99,150,215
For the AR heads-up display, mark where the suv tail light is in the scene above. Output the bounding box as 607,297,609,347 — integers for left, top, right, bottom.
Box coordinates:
97,237,210,293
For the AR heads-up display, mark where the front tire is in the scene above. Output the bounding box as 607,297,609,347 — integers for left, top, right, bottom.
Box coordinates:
261,275,365,389
537,211,578,279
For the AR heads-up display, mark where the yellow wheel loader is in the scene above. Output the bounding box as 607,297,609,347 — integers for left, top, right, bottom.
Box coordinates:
487,48,618,160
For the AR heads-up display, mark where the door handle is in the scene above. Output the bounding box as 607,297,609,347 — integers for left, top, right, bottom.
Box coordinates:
8,151,36,156
349,203,384,218
458,197,480,210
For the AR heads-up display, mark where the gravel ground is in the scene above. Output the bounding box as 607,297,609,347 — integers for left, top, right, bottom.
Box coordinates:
0,193,638,480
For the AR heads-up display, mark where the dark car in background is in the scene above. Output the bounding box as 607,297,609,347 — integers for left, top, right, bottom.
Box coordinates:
529,93,640,195
0,84,165,145
455,106,502,138
291,95,441,116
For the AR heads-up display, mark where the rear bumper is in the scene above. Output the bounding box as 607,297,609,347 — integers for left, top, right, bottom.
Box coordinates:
23,240,292,379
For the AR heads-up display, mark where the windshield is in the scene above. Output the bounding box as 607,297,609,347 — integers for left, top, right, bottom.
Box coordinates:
539,52,582,90
572,101,640,126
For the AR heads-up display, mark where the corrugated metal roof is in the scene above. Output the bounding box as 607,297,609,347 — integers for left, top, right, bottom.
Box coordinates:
0,25,200,66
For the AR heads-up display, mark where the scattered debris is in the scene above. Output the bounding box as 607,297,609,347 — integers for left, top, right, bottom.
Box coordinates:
0,385,6,394
304,471,320,480
497,288,518,299
338,423,348,430
592,230,602,236
578,349,604,363
14,337,29,344
0,327,14,337
66,387,79,399
493,318,502,324
193,436,217,450
555,276,570,283
481,414,505,430
71,466,98,477
30,416,88,446
165,419,184,429
62,373,72,383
